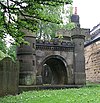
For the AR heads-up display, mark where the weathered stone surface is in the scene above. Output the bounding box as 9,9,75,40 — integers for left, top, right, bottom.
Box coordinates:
85,40,100,83
0,57,19,96
17,35,36,85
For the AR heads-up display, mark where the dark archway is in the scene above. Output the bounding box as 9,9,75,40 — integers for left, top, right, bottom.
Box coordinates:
42,55,68,85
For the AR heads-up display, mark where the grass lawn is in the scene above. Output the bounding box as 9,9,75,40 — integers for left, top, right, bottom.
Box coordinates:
0,84,100,103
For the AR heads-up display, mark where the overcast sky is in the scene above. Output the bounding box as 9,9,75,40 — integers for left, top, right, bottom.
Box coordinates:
73,0,100,30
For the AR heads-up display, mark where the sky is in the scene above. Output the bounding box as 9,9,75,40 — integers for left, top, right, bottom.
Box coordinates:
73,0,100,30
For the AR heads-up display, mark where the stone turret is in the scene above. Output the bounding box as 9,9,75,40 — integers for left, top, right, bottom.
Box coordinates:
70,7,87,84
17,30,36,85
71,28,86,85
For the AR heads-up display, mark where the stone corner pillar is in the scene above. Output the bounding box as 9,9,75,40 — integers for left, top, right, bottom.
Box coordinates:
71,27,86,85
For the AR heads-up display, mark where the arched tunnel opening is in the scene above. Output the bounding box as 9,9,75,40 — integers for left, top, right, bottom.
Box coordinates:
42,57,68,85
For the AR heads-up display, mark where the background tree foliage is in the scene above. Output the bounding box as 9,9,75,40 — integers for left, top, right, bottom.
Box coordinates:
36,4,74,40
36,5,62,40
0,37,16,61
0,37,7,53
0,50,7,60
0,0,72,44
7,44,16,61
0,37,8,60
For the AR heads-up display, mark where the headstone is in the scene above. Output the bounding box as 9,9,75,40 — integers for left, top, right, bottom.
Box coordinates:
0,57,19,96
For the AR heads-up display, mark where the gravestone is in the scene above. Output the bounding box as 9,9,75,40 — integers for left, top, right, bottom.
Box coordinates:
0,57,19,96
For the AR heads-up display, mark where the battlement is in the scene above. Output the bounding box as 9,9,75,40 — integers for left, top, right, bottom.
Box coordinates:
36,42,74,51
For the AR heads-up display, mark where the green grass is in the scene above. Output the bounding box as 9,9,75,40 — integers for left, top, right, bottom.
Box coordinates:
1,84,100,103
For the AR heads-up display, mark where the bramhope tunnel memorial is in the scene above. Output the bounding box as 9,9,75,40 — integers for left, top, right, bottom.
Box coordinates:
17,12,89,90
0,11,90,96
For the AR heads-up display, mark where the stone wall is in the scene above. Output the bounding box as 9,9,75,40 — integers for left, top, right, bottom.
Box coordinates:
85,40,100,82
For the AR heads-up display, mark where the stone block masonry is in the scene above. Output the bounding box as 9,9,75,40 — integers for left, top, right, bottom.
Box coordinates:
85,40,100,83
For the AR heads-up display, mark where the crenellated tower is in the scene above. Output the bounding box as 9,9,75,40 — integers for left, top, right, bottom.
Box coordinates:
71,7,89,85
71,28,86,84
17,30,36,85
